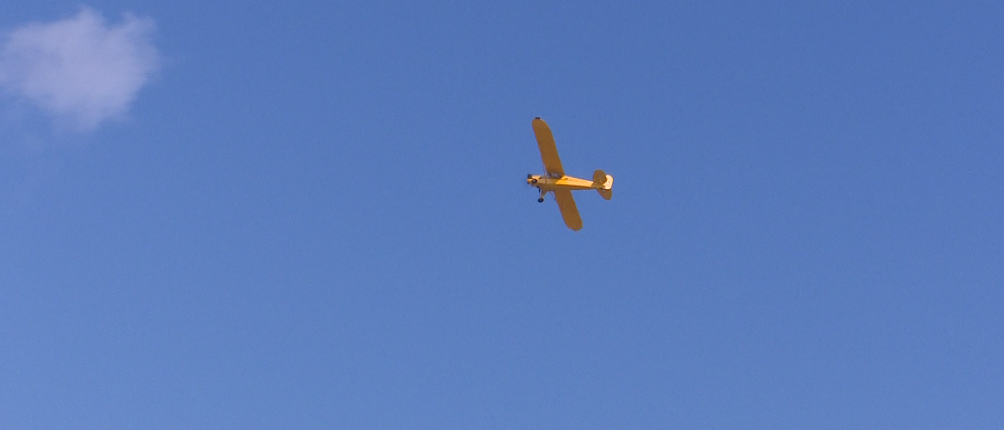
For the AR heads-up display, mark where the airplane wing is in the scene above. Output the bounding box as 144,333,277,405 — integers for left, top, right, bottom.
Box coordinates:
532,117,564,177
553,189,583,231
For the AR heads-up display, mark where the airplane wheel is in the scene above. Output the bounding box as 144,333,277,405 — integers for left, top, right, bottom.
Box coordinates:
537,198,544,203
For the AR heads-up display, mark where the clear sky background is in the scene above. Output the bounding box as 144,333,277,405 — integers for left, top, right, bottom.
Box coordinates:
1,1,1002,429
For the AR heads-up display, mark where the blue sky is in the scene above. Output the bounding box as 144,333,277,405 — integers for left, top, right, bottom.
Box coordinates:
1,1,1002,429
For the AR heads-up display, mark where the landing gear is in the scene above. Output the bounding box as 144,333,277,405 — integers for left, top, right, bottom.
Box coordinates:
537,197,544,203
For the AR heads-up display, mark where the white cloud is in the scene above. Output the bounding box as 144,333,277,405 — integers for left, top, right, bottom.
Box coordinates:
0,8,160,131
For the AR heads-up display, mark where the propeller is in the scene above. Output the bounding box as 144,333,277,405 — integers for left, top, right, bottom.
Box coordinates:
526,173,543,203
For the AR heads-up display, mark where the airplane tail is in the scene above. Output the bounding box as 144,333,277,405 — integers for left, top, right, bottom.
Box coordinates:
593,169,613,200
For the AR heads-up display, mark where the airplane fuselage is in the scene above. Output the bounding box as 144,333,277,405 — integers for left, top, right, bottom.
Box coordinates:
527,174,601,191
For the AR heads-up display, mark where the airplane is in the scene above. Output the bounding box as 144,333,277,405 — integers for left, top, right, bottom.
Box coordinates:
526,117,613,231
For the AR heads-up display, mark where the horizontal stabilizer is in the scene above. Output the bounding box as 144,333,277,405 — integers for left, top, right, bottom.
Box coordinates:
592,169,607,185
593,169,613,200
593,170,614,189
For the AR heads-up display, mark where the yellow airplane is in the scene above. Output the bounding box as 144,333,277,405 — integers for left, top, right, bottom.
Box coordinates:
526,117,613,231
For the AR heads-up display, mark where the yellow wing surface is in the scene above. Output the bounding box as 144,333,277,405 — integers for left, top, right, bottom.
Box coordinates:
532,117,564,177
553,189,583,231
